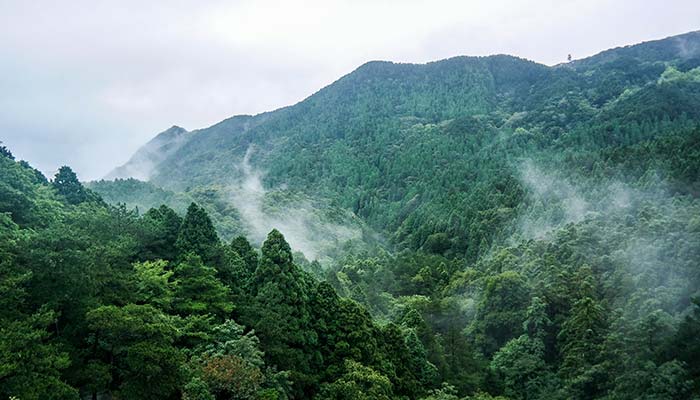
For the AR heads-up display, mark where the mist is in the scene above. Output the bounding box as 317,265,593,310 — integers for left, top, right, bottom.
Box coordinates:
105,126,190,181
511,159,699,316
676,35,700,59
227,147,363,262
513,160,669,240
516,160,590,239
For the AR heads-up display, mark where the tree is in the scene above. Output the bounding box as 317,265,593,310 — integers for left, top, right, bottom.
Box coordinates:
216,247,249,296
420,384,461,400
231,235,259,275
423,233,451,255
0,309,79,400
52,166,89,205
470,271,530,355
173,253,232,319
405,329,438,387
491,335,552,400
246,229,318,397
190,318,284,400
176,202,220,262
133,259,175,309
85,304,185,399
258,229,292,267
182,377,215,400
400,307,437,364
199,354,264,399
667,297,700,395
523,297,551,340
317,360,393,400
141,205,182,260
0,141,14,160
439,323,485,395
557,295,606,398
379,323,426,398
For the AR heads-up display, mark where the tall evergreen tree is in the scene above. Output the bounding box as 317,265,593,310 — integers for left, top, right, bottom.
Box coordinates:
668,297,700,395
85,304,185,399
247,229,318,397
230,235,259,275
141,205,182,261
470,271,530,355
557,276,607,399
0,142,14,160
176,203,220,262
173,254,232,319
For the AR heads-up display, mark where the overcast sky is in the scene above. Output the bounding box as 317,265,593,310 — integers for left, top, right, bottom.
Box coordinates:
1,0,699,180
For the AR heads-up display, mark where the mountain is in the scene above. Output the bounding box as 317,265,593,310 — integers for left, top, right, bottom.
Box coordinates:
568,30,700,70
105,125,189,180
98,30,700,261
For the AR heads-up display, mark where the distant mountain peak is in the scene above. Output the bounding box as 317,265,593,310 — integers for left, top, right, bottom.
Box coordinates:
104,125,190,181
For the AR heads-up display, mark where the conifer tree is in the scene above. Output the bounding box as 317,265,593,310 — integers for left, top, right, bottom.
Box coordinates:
52,166,89,205
230,235,259,275
173,253,232,319
142,205,182,260
248,229,318,396
176,203,220,262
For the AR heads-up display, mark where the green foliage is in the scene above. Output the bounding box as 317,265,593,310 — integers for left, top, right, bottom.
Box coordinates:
133,259,175,308
0,310,78,400
141,204,183,260
419,384,461,400
183,377,215,400
173,254,232,318
259,228,293,266
85,304,185,398
0,142,14,160
246,229,319,396
231,235,260,274
52,166,94,205
667,298,700,394
176,202,221,262
471,271,530,355
317,360,393,400
4,31,700,400
491,335,551,400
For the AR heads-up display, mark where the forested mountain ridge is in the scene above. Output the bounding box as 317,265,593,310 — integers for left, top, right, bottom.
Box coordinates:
568,30,700,70
3,30,700,400
102,30,700,260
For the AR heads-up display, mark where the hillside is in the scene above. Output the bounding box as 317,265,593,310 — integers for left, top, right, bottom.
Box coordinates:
0,149,436,399
106,125,190,181
101,30,700,260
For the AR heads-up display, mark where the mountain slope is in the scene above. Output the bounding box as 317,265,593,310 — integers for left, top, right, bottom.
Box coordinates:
106,125,189,180
99,31,700,261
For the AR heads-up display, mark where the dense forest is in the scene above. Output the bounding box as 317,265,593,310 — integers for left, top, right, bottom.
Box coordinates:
3,31,700,399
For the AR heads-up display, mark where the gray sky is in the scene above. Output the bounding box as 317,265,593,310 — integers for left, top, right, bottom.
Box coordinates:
1,0,699,180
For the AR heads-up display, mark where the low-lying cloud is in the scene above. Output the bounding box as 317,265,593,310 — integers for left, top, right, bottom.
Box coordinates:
516,160,591,239
515,160,665,240
228,147,363,262
511,159,698,315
